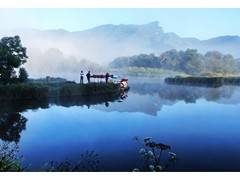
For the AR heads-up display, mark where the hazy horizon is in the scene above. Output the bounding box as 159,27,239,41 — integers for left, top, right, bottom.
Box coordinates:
1,9,240,79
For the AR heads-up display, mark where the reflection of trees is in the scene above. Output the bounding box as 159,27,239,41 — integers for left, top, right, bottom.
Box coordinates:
0,94,124,143
160,85,235,103
0,113,27,143
50,93,122,108
130,82,237,104
96,82,239,116
0,100,49,114
0,93,122,114
0,99,50,143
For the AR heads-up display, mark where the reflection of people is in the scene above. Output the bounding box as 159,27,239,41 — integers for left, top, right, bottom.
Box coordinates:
120,91,128,100
105,102,109,107
105,72,110,83
86,71,91,83
80,70,84,84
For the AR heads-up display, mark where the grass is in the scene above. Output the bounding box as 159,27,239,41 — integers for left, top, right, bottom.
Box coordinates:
110,67,187,77
200,72,240,77
0,83,49,100
57,82,119,97
0,82,120,100
0,137,174,172
0,143,23,172
165,76,240,86
111,67,240,78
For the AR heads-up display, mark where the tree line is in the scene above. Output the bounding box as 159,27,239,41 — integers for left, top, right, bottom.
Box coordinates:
110,49,240,75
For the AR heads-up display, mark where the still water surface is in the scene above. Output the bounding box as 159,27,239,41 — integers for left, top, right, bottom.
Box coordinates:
1,77,240,171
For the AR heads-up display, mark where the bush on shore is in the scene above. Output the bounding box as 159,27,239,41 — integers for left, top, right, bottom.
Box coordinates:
165,76,240,86
0,83,49,100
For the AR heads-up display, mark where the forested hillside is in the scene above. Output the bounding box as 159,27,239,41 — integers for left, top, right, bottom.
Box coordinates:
110,49,240,75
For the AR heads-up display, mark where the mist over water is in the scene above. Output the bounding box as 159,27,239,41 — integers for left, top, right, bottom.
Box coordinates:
1,21,240,78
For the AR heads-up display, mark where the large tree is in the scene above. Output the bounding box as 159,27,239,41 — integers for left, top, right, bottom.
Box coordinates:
0,36,28,84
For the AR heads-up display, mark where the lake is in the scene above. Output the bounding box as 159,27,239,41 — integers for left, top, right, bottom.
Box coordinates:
1,77,240,171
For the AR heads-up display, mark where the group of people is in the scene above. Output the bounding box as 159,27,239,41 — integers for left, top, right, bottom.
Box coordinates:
80,70,111,84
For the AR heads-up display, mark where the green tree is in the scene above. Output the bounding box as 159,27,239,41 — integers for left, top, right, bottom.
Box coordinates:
18,67,28,83
0,36,28,84
109,49,239,75
204,51,238,74
180,49,204,75
159,49,180,70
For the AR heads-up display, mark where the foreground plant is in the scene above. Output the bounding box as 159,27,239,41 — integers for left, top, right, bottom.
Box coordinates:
0,142,23,171
133,136,177,172
0,140,100,172
42,150,100,172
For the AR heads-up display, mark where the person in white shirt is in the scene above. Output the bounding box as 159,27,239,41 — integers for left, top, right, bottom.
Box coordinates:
80,70,84,84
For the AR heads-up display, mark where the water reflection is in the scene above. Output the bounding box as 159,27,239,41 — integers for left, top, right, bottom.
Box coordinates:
0,113,27,143
0,93,124,143
0,99,50,143
130,82,237,103
0,79,240,143
0,93,122,114
96,81,240,116
1,78,240,171
51,93,123,108
1,80,239,117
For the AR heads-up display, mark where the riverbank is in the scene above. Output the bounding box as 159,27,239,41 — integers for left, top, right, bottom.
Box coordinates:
0,82,121,100
165,76,240,87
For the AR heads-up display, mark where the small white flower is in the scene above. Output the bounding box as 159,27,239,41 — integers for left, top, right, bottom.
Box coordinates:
169,152,177,160
144,137,152,142
133,168,140,172
148,165,155,171
139,148,146,155
156,165,163,171
147,150,154,158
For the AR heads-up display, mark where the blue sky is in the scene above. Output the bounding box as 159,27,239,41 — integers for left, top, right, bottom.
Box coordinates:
0,8,239,39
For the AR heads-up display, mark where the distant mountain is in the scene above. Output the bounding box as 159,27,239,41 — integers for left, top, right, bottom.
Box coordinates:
200,36,240,56
0,21,239,76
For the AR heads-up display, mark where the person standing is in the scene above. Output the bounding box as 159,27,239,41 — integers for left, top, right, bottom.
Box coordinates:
86,71,91,83
105,72,110,83
80,70,84,84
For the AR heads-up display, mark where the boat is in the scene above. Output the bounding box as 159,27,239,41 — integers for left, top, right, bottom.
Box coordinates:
119,79,129,91
90,74,116,79
89,74,129,91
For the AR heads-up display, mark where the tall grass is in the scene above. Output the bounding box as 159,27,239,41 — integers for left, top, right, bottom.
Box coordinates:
0,82,120,100
110,67,187,77
165,76,240,86
0,83,49,100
